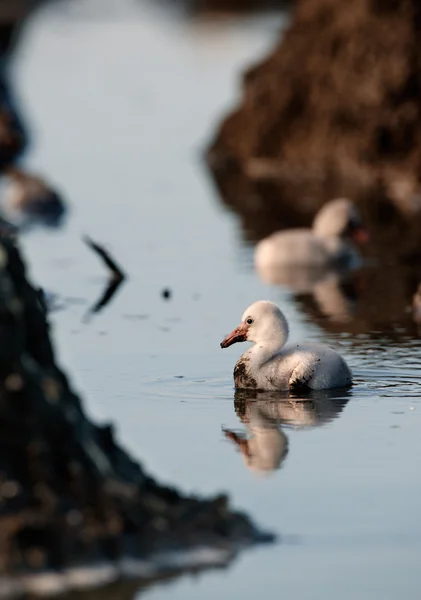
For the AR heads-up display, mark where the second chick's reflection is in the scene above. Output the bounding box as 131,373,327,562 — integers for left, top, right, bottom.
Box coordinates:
224,389,350,475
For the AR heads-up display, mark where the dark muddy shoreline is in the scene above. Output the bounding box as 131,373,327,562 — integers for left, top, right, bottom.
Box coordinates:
0,1,275,593
0,234,273,596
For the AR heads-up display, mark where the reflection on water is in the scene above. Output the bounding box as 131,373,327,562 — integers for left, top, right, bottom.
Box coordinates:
224,389,349,474
292,263,421,342
258,263,359,324
224,405,289,474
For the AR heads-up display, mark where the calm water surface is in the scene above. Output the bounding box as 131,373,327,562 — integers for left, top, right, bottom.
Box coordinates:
10,1,421,598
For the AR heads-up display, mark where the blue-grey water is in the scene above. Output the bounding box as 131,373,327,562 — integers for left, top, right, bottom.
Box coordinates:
9,1,421,598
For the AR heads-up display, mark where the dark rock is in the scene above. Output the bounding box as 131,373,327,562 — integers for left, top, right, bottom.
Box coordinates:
0,236,273,594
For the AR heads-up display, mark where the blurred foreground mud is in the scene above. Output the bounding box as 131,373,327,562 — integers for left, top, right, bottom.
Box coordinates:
0,235,272,596
0,3,270,594
0,0,32,55
207,0,421,259
0,0,66,229
175,0,290,13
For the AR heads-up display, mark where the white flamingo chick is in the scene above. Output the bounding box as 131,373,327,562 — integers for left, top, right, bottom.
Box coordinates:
255,198,368,273
221,301,352,391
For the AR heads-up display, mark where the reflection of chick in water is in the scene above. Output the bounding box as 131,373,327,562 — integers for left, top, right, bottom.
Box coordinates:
224,403,289,474
224,390,350,474
257,260,359,324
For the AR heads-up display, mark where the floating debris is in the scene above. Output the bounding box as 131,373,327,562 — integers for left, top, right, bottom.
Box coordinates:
83,236,126,319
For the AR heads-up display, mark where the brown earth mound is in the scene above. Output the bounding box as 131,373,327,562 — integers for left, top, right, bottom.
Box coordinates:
207,0,421,257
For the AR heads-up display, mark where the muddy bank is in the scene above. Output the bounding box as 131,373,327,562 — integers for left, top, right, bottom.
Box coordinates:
207,0,421,257
177,0,290,14
0,1,36,180
0,0,67,227
0,0,40,56
0,73,26,170
0,234,272,596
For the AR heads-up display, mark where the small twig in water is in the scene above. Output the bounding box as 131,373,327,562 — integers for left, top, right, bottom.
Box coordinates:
83,235,127,319
83,235,126,281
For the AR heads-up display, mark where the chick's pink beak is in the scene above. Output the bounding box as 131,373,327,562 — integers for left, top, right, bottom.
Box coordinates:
220,324,247,348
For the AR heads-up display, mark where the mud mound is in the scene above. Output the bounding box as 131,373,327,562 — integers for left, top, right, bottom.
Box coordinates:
0,235,272,596
207,0,421,253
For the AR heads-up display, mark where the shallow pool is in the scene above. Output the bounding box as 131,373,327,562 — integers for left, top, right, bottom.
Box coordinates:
10,1,421,598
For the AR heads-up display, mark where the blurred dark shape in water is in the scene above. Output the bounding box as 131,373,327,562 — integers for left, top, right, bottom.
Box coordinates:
0,1,37,166
0,233,273,597
0,76,26,168
85,275,124,318
0,0,37,56
207,0,421,257
0,0,69,229
0,166,67,229
82,236,126,319
224,388,350,474
0,214,16,235
83,236,126,283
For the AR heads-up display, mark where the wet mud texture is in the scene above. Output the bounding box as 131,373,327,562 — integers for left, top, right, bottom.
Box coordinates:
173,0,290,13
0,235,270,584
207,0,421,259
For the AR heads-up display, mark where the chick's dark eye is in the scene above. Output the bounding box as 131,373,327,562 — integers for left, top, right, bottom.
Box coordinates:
246,318,253,325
